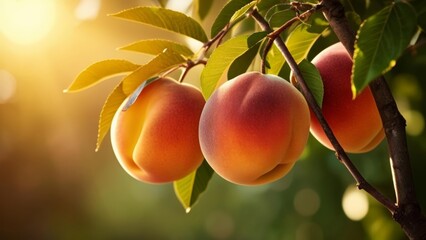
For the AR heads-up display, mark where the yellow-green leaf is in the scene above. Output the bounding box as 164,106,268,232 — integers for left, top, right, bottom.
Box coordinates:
119,39,194,57
201,33,265,99
193,0,214,20
122,49,186,95
229,1,256,23
122,77,159,111
96,83,127,151
112,6,208,42
211,0,253,37
286,23,327,64
65,60,139,93
268,9,296,28
266,44,285,75
174,161,214,212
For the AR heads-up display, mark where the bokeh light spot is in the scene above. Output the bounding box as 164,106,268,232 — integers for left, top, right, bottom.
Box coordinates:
294,188,320,216
392,74,422,101
342,186,369,221
401,109,424,136
75,0,101,21
0,70,17,103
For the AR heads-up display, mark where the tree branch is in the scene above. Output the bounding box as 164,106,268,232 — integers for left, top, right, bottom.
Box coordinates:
251,8,396,214
320,0,426,239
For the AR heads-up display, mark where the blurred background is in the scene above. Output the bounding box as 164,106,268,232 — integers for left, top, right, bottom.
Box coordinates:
0,0,425,239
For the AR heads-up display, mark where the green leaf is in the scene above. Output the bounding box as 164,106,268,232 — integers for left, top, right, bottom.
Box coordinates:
112,6,208,42
193,0,214,20
174,161,214,212
201,33,265,99
230,1,257,23
266,44,285,75
264,3,290,20
257,0,283,12
122,77,159,111
247,31,267,46
119,39,194,57
228,40,261,79
268,10,296,28
122,49,186,95
352,2,417,96
96,83,127,151
286,19,328,64
211,0,253,37
297,59,324,108
65,60,139,93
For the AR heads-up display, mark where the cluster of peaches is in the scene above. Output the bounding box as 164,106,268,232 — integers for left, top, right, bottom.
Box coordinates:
110,43,384,186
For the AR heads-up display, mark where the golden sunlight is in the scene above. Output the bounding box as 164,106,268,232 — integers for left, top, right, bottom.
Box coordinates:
0,0,56,45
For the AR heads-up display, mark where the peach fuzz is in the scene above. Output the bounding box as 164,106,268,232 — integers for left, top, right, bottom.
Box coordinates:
199,72,310,185
310,43,384,153
110,78,205,183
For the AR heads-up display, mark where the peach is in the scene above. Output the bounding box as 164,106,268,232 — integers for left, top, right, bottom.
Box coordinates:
110,78,205,183
310,42,384,153
199,72,310,185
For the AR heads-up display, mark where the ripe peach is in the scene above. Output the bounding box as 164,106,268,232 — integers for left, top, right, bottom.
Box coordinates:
199,72,310,185
110,78,205,183
310,43,384,153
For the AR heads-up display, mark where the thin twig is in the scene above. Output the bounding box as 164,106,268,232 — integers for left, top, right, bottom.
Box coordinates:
166,22,231,83
268,3,322,39
178,59,207,83
261,3,320,74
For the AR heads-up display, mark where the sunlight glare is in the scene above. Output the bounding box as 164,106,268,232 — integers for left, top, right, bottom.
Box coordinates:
0,0,56,45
